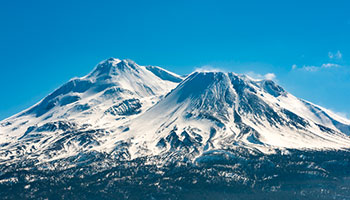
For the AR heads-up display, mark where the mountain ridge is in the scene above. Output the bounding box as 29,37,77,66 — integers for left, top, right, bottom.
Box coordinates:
2,58,350,199
125,70,350,159
0,58,350,167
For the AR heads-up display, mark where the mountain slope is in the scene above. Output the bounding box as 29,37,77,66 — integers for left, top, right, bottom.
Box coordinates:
0,58,182,165
1,58,350,199
0,59,350,167
123,71,350,160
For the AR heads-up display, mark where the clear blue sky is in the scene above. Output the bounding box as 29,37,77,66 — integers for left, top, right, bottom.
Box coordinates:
1,0,350,120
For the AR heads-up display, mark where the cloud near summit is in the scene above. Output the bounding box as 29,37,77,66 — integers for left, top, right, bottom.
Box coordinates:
245,71,277,81
292,63,340,72
194,65,227,73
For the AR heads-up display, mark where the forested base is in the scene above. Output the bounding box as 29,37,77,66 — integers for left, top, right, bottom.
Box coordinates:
1,149,350,200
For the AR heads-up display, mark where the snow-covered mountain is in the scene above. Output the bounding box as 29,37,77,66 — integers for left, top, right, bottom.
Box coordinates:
1,58,350,166
126,71,350,159
0,58,183,166
1,58,350,199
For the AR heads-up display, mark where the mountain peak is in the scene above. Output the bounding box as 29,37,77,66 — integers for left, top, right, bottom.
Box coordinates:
105,57,121,64
167,71,286,104
14,58,182,119
2,58,350,176
2,58,350,199
88,58,140,78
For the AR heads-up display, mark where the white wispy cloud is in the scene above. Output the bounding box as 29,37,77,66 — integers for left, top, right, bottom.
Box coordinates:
321,63,340,68
333,111,350,120
194,65,227,72
245,71,277,81
292,63,340,72
264,73,276,80
328,50,342,59
302,65,319,72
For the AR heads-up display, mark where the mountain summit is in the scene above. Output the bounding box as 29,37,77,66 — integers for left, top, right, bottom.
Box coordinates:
1,58,350,199
1,58,350,165
127,71,350,159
